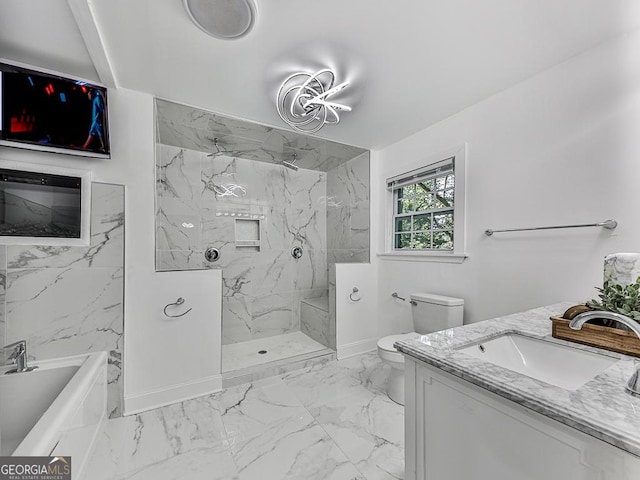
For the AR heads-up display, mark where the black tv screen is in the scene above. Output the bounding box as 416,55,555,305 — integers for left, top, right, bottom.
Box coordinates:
0,61,110,158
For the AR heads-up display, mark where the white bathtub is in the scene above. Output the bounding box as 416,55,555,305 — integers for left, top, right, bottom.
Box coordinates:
0,351,107,479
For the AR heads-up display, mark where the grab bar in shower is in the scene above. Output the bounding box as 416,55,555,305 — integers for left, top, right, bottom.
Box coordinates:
484,219,617,236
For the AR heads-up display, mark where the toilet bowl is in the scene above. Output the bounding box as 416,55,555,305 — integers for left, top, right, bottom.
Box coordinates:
377,333,419,405
378,293,464,405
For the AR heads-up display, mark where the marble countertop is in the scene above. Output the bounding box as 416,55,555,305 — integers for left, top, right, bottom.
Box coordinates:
395,302,640,456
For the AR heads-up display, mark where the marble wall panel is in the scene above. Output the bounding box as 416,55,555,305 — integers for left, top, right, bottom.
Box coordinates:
326,153,370,346
6,267,124,417
0,246,5,362
251,251,294,297
156,250,207,271
327,151,370,206
326,151,370,261
7,185,125,270
157,145,202,205
156,99,367,172
326,206,349,251
156,143,330,346
222,297,252,345
294,248,327,292
220,257,254,299
251,292,295,339
292,288,327,334
156,204,201,253
300,298,330,348
350,201,370,250
156,100,370,352
156,99,212,131
3,183,124,418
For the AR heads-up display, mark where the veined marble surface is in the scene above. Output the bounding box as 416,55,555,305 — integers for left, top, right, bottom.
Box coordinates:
156,144,329,346
395,302,640,456
85,351,401,480
604,253,640,286
3,183,124,417
156,98,367,172
0,246,6,362
155,102,372,357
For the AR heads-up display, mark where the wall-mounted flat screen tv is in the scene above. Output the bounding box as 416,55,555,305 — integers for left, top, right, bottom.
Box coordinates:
0,60,110,158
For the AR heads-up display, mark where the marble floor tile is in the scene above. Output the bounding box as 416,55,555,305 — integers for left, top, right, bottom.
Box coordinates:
83,416,132,480
85,351,400,480
339,351,392,396
308,386,404,480
116,394,228,476
281,358,370,408
117,445,238,480
232,419,364,480
218,377,309,445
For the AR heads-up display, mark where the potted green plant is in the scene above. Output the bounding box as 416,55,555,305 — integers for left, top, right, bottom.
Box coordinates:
551,278,640,357
588,277,640,325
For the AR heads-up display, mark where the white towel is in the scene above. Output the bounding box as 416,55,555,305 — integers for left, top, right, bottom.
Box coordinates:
604,253,640,286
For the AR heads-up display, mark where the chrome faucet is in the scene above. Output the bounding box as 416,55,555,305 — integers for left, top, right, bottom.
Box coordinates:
570,311,640,395
3,340,37,374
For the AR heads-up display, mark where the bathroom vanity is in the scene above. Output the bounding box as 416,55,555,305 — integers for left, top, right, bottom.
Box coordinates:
396,303,640,480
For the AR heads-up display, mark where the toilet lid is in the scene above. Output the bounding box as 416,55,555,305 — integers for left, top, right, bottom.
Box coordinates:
377,333,419,352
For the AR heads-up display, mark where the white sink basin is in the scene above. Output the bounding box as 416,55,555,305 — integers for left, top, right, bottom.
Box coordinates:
457,333,617,390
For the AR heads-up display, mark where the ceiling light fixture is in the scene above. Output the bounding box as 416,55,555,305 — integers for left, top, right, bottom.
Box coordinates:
276,68,352,134
183,0,257,40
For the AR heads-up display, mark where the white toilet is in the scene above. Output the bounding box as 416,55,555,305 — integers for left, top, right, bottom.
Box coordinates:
377,293,464,405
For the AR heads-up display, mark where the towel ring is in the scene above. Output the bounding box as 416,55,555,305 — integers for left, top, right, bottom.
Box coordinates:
350,287,361,302
163,297,193,318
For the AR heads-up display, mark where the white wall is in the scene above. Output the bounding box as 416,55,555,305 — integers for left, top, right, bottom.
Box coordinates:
335,263,378,358
375,30,640,335
0,87,223,413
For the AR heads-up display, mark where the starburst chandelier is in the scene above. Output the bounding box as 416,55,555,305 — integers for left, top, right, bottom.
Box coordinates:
276,68,352,134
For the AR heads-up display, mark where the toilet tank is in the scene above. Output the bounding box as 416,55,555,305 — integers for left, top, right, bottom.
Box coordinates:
410,293,464,334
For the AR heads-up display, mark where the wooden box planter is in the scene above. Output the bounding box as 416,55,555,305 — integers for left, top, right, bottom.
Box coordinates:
550,315,640,358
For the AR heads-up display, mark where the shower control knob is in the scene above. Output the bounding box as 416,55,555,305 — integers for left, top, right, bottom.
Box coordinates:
291,246,303,259
204,247,220,262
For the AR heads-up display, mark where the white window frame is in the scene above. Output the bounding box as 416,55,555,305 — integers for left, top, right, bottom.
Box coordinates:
379,144,468,263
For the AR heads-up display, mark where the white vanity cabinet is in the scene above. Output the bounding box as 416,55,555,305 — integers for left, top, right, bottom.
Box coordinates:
404,358,640,480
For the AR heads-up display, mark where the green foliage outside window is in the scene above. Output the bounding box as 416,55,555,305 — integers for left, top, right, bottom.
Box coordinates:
393,173,454,251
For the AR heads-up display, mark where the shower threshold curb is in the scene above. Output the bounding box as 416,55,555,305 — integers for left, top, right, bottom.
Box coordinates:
221,348,335,388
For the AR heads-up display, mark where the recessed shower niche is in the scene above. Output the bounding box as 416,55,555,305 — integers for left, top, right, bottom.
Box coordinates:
154,98,370,379
235,218,261,250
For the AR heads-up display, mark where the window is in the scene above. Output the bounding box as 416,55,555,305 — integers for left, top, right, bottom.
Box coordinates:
386,152,465,258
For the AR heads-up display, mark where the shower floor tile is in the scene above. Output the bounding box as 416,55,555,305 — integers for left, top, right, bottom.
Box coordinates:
221,331,328,373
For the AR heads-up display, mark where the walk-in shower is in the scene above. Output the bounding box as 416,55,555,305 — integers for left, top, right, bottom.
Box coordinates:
154,99,370,382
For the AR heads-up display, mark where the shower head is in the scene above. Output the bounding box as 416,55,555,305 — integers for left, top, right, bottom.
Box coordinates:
282,160,299,171
282,153,299,171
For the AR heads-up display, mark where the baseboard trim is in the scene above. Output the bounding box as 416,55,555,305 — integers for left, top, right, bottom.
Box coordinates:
336,338,377,360
123,374,222,415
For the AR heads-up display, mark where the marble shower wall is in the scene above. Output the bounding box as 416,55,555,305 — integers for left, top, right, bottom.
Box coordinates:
156,145,327,345
327,151,370,264
326,152,370,347
156,99,367,173
0,247,5,361
0,183,125,418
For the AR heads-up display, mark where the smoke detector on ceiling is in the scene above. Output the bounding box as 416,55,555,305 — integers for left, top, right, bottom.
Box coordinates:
183,0,257,40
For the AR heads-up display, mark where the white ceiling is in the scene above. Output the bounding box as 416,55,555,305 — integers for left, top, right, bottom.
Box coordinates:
2,0,640,150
